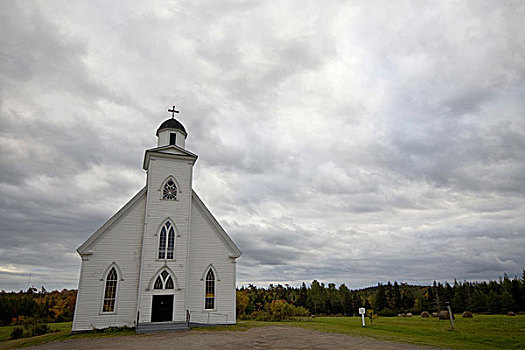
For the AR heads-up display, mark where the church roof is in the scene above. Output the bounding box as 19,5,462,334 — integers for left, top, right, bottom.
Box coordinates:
77,187,147,254
76,187,242,259
156,118,187,136
192,191,242,258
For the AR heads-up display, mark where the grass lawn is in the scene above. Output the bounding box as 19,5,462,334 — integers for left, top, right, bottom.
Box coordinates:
0,315,524,349
276,315,525,350
194,314,525,349
0,322,135,350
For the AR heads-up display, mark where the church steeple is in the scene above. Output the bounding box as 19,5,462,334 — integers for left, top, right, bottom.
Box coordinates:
156,106,187,149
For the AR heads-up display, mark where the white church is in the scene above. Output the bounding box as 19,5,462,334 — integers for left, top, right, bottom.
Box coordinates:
72,109,242,332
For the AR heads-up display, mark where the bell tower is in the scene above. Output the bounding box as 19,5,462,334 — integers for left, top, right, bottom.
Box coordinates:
137,106,198,324
156,106,187,149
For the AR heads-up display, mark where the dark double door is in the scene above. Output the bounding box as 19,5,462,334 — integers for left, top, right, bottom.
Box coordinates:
151,295,173,322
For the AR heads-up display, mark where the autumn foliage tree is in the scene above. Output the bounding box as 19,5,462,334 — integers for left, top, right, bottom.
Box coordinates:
0,287,77,325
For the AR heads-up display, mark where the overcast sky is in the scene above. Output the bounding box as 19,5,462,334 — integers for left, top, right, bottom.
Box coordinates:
1,1,524,292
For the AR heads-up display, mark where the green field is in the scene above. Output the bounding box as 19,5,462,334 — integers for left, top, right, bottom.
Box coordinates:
197,315,525,349
0,322,134,350
0,315,524,349
0,322,72,349
277,315,525,350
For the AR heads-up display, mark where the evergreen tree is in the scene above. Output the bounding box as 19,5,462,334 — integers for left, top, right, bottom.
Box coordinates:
433,281,444,310
486,290,501,314
296,282,308,308
339,284,353,316
326,283,342,315
390,281,401,312
373,283,388,312
500,290,516,313
421,286,435,312
443,282,454,305
307,280,325,315
468,289,487,313
451,290,465,313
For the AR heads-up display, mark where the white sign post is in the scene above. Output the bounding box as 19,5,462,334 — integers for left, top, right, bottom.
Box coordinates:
359,307,366,327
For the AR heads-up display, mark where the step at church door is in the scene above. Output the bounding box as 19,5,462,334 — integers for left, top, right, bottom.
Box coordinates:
151,295,174,322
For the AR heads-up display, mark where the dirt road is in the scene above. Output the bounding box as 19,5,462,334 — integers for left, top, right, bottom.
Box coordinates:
26,326,442,349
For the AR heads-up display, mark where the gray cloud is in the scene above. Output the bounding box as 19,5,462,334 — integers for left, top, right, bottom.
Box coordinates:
1,1,524,291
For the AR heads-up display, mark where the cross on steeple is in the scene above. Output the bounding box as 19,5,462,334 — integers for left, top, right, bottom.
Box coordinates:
168,105,179,118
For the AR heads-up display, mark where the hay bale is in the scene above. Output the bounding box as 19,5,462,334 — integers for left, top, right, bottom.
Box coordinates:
431,312,438,318
507,311,516,316
438,310,449,320
462,311,473,318
421,311,430,318
397,313,406,317
406,313,413,317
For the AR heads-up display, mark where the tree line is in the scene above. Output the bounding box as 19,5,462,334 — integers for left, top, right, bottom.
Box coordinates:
237,272,525,318
0,287,77,326
2,273,523,325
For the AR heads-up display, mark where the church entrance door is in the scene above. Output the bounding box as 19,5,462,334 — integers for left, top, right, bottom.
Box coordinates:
151,295,173,322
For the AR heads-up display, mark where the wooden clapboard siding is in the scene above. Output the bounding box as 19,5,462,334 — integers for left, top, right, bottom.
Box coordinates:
72,190,146,331
186,194,237,324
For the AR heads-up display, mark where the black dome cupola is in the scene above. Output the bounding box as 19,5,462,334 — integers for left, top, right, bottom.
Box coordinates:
156,106,188,148
156,118,187,136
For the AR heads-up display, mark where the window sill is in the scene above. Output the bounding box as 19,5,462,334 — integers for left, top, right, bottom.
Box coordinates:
100,311,117,315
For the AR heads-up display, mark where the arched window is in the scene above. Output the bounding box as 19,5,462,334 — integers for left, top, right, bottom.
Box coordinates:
103,267,118,312
162,179,177,200
205,269,215,309
158,221,175,259
154,269,174,289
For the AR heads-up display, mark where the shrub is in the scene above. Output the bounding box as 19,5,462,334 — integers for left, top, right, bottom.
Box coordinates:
10,315,25,325
21,316,38,330
378,308,396,317
9,317,50,338
102,326,133,333
31,323,50,336
10,326,24,339
88,326,134,334
243,300,310,321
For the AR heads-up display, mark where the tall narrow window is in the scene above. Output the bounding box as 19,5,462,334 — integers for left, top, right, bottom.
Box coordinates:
158,226,166,259
169,133,176,146
103,267,118,312
167,228,174,259
205,269,215,309
158,221,175,260
163,179,177,200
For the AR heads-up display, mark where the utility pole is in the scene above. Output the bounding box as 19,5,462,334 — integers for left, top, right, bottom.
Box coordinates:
446,302,454,330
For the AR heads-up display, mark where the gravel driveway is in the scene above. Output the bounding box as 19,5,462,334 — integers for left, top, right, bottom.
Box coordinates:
25,326,442,349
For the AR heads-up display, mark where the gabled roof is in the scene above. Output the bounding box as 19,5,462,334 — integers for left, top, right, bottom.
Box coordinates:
77,187,147,255
76,185,241,259
143,145,198,170
192,191,242,259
